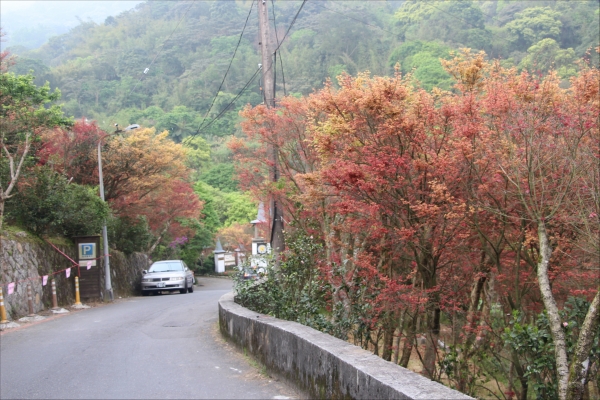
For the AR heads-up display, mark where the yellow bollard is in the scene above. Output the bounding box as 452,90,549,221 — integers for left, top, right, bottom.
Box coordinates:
0,287,9,323
74,277,82,306
51,280,59,310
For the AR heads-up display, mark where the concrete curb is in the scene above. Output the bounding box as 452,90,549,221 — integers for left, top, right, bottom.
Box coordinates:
219,292,473,400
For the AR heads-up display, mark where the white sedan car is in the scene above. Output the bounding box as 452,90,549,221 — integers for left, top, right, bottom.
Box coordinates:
141,260,195,296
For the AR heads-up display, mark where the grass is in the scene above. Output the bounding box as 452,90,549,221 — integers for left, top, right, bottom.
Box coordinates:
243,347,269,378
1,224,73,246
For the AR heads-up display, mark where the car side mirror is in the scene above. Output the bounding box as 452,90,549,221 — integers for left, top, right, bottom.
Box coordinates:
142,270,148,275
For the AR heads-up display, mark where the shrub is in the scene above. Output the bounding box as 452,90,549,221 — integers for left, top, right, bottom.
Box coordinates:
7,166,108,236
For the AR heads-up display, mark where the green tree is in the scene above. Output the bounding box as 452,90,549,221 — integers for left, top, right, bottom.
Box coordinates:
505,7,563,51
193,181,220,233
107,215,152,254
221,191,256,227
0,72,71,231
388,41,453,91
520,38,577,78
198,163,238,192
6,166,109,236
184,135,211,176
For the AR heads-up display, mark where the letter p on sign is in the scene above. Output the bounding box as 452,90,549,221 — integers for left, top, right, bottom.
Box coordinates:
79,243,95,259
79,243,97,267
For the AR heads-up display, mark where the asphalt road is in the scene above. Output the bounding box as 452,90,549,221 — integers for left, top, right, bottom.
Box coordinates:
0,277,300,400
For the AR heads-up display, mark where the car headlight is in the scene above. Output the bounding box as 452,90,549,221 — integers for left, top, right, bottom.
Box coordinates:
170,276,184,281
142,278,150,282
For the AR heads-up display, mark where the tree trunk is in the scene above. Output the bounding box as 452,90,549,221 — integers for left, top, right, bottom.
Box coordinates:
391,327,401,364
457,266,487,392
0,199,4,233
423,306,440,379
511,350,529,400
147,221,171,254
400,312,418,368
392,312,405,365
566,288,600,400
537,221,569,400
382,322,395,361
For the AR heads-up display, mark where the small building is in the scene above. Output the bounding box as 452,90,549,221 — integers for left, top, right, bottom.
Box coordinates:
213,238,226,273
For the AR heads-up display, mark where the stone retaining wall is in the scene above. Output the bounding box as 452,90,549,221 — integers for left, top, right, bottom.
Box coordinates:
1,234,149,319
219,292,473,400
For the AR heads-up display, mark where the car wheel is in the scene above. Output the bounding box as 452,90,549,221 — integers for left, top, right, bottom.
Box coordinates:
188,283,194,293
179,282,187,294
142,290,149,296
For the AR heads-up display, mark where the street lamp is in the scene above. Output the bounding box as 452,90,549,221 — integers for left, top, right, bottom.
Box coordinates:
98,123,138,301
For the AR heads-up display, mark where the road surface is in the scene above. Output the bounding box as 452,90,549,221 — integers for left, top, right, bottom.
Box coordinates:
0,277,299,399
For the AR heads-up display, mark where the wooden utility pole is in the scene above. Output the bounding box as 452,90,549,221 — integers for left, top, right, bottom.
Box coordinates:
258,0,274,108
257,0,284,253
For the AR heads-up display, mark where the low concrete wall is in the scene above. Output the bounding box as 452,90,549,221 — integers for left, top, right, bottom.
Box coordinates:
219,292,473,400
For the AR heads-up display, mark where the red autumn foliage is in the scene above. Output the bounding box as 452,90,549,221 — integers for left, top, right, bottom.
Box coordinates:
39,118,104,185
235,51,599,398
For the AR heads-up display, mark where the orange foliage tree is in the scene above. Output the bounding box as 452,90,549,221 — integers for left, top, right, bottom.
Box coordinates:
40,121,203,253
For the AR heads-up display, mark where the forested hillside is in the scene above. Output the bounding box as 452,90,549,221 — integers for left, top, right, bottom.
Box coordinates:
8,0,598,137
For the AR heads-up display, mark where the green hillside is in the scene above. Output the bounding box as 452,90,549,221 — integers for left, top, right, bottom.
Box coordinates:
9,0,597,140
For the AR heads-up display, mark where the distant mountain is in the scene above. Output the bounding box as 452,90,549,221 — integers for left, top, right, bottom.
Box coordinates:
1,1,143,49
5,0,598,140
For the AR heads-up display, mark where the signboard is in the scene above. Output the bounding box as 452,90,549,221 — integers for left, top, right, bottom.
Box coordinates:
73,236,101,299
78,243,97,267
224,254,236,267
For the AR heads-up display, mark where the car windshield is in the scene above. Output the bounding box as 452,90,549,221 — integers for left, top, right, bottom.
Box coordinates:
148,262,183,272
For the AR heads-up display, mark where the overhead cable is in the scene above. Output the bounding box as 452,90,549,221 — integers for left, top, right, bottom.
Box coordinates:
271,0,287,96
274,0,307,53
195,0,256,133
259,0,306,93
189,0,306,140
186,67,262,140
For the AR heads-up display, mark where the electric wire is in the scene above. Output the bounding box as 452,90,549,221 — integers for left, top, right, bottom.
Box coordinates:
274,0,307,53
185,67,262,140
259,0,306,95
271,0,287,96
194,0,256,133
192,0,306,138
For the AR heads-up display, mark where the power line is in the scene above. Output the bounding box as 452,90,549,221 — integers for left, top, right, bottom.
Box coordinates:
186,67,262,140
259,0,306,96
274,0,307,53
187,0,307,141
190,0,306,139
271,0,287,96
195,0,256,133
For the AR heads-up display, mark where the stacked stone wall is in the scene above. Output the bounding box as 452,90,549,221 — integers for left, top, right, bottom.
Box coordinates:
1,232,148,319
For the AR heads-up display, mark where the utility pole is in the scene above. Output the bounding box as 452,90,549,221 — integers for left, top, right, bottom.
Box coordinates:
98,134,113,302
258,0,274,108
257,0,284,253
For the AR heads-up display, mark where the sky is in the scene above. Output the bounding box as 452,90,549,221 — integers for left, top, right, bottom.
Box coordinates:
1,1,144,49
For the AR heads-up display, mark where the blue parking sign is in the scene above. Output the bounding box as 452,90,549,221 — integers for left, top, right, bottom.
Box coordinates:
79,243,95,259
